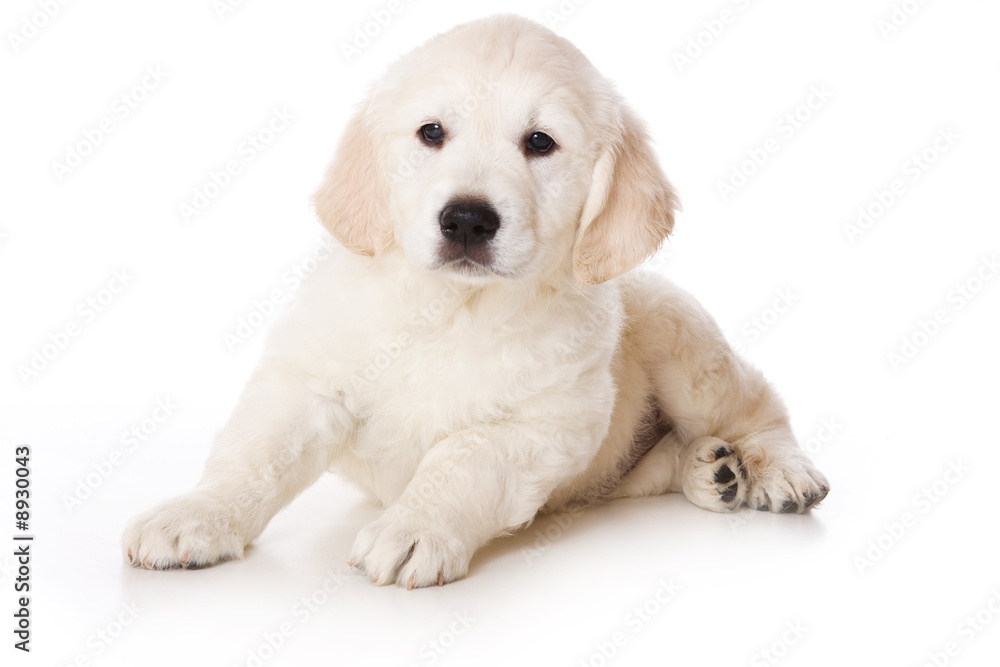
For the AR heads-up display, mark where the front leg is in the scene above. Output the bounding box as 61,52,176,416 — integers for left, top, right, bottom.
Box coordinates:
122,364,351,569
350,420,600,589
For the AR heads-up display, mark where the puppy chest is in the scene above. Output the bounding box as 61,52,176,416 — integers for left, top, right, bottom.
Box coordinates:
326,281,623,454
347,326,531,429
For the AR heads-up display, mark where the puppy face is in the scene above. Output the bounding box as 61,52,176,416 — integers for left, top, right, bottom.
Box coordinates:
315,16,679,285
385,64,592,282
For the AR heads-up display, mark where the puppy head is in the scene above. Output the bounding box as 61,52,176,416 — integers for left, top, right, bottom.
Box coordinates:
313,15,678,285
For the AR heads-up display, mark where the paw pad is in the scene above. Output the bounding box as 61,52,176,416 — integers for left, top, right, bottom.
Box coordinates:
714,465,736,484
720,483,739,503
680,438,748,512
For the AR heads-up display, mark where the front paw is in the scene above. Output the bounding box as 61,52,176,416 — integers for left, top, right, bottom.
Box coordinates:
122,493,244,570
744,455,830,514
349,509,472,589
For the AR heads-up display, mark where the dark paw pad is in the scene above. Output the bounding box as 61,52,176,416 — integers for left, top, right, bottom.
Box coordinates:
712,453,743,507
779,499,799,514
714,465,736,484
720,483,739,503
803,485,830,509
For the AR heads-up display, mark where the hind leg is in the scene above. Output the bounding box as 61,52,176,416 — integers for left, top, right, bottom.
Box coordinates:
617,426,828,514
616,276,829,513
615,431,748,511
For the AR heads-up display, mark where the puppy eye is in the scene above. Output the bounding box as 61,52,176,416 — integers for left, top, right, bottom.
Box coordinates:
419,123,445,146
526,131,556,155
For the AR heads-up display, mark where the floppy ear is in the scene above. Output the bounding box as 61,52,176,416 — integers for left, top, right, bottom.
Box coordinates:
573,105,679,285
312,105,393,257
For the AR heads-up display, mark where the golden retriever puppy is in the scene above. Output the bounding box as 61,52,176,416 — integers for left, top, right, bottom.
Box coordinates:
123,14,828,588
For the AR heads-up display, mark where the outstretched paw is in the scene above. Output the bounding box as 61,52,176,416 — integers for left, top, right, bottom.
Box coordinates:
743,454,830,514
349,507,472,589
122,493,244,570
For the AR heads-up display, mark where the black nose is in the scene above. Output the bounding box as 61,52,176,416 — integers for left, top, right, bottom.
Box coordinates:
439,200,500,247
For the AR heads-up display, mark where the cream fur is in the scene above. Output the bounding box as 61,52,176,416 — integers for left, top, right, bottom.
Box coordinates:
123,15,828,588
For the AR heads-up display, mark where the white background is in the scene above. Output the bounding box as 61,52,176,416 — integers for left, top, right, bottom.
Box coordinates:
2,0,999,665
